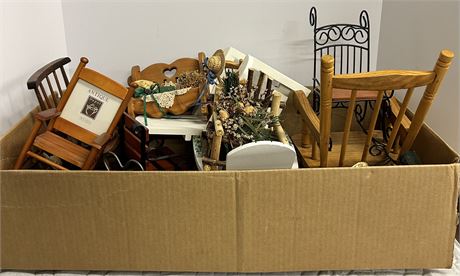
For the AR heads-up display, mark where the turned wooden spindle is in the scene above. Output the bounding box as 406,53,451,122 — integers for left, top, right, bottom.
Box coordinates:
339,89,358,166
271,91,289,144
386,88,414,152
301,124,311,148
319,55,334,167
361,90,384,162
400,49,454,154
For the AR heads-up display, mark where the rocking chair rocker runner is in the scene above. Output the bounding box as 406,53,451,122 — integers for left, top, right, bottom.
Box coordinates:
14,57,134,170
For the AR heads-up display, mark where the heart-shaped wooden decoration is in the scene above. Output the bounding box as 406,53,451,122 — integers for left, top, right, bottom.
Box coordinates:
163,67,177,79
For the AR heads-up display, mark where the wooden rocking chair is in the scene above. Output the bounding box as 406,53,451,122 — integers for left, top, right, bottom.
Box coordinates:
293,49,454,167
14,57,134,170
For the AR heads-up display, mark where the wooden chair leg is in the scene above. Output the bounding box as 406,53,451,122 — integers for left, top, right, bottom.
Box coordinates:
13,119,43,169
82,148,100,170
312,138,319,160
301,124,311,148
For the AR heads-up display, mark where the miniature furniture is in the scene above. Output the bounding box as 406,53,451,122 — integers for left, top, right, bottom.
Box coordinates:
127,54,207,140
14,57,134,170
309,7,375,112
120,112,194,171
293,49,454,167
27,57,71,111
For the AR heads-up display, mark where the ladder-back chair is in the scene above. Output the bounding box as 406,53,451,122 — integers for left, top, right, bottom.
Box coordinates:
310,7,376,112
27,57,71,111
294,49,454,167
14,57,134,170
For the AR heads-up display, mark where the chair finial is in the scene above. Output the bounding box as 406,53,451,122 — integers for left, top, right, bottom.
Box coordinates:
359,10,370,29
80,57,89,64
309,7,317,28
439,49,454,66
321,55,334,73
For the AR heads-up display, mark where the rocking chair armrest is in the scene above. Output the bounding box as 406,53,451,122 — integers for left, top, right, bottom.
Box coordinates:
91,132,112,150
35,108,61,121
293,91,320,142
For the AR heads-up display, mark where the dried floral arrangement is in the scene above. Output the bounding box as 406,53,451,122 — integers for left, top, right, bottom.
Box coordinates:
206,71,280,151
134,70,205,94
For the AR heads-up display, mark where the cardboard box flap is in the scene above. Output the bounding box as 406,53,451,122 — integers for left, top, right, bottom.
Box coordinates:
412,123,459,164
1,170,238,271
236,166,459,272
0,109,36,170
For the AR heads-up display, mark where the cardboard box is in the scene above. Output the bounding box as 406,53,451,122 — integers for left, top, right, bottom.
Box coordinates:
0,108,459,273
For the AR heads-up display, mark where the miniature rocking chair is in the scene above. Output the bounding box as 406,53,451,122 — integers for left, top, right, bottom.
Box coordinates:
14,57,134,170
293,49,454,167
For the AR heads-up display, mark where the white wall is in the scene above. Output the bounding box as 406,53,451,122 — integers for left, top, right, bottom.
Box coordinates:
0,0,382,136
0,0,68,135
377,1,460,151
61,0,382,87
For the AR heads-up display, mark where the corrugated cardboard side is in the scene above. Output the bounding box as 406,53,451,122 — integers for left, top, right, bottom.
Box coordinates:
1,166,458,272
1,171,239,271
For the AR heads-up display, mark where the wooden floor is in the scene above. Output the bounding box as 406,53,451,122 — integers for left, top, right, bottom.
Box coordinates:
292,131,389,168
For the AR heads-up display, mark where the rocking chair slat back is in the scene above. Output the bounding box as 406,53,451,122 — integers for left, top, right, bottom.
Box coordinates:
27,57,71,111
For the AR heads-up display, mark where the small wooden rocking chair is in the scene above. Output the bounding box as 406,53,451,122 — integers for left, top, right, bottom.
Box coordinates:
293,49,454,167
14,57,134,170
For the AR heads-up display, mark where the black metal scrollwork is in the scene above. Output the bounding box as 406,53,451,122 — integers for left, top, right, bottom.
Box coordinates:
315,24,369,46
309,7,371,112
310,8,370,46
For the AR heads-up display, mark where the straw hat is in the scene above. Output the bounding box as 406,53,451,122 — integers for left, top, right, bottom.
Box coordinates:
207,49,225,76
